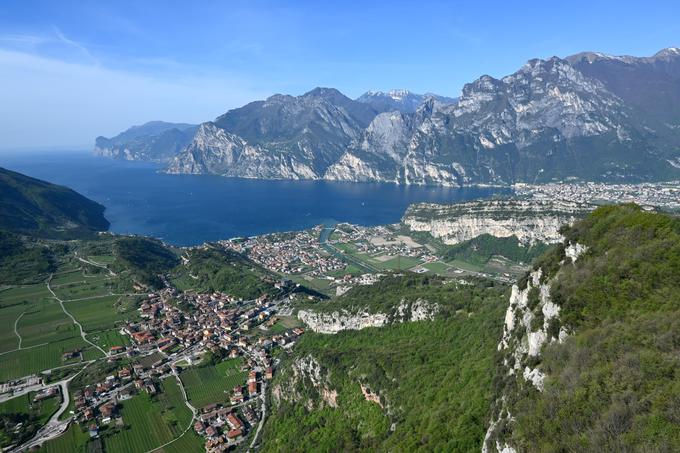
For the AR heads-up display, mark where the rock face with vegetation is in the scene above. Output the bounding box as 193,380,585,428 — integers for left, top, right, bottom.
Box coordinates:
402,199,592,245
484,204,680,452
263,276,509,451
0,166,109,239
102,49,680,185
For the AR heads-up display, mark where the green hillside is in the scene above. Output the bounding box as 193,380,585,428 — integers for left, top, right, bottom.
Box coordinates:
0,167,109,238
496,204,680,451
444,234,550,266
262,277,508,452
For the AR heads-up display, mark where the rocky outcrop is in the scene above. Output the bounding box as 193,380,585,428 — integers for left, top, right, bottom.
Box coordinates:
483,241,586,452
166,123,319,179
271,355,338,410
298,298,439,334
402,199,593,245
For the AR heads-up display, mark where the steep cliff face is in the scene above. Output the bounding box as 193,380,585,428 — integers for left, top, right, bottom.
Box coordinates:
100,49,680,184
484,205,680,452
166,123,319,179
298,298,439,334
402,199,592,245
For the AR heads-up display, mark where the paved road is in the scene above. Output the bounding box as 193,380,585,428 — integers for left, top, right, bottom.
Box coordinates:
47,274,108,357
10,363,92,452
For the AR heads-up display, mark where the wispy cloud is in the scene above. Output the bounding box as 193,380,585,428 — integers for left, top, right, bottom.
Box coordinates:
52,26,100,66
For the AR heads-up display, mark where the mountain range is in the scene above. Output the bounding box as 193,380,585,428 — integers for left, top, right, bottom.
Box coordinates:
95,48,680,185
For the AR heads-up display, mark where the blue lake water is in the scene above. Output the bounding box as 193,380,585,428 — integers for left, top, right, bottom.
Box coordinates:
0,151,511,246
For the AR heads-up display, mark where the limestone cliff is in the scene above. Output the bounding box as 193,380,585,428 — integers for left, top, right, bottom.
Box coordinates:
402,199,592,245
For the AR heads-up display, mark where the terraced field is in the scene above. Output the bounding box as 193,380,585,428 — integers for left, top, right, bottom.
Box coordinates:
180,358,247,408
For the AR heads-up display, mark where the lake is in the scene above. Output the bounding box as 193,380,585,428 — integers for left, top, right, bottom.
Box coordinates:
0,151,510,246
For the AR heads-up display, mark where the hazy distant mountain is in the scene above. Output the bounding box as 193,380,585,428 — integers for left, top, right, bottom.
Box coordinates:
0,167,109,238
94,121,198,163
356,89,457,113
105,48,680,185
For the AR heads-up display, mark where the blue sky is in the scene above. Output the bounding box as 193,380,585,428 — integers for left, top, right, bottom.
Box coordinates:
1,0,679,149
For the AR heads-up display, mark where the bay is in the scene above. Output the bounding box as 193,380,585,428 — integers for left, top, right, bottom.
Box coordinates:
0,151,510,246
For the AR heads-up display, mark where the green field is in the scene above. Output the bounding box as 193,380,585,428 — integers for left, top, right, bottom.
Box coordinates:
180,358,247,408
421,261,452,274
0,284,52,352
64,295,138,332
103,378,198,453
0,391,60,424
87,328,130,351
39,422,90,453
86,254,116,265
51,276,114,301
17,299,81,347
0,337,99,381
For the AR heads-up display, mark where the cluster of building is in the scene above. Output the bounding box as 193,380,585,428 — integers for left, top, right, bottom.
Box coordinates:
110,285,305,450
221,228,345,276
71,358,163,437
515,181,680,211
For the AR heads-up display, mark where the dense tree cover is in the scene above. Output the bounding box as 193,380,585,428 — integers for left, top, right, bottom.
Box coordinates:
306,273,504,316
0,232,57,284
0,167,109,239
505,205,680,451
262,277,508,452
444,234,550,266
113,237,180,287
171,248,275,300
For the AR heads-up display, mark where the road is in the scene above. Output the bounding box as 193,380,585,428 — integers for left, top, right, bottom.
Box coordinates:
75,252,117,277
248,381,267,451
11,363,92,452
47,274,108,357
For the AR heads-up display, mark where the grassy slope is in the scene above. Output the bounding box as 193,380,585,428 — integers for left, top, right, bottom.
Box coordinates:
263,277,508,452
505,205,680,451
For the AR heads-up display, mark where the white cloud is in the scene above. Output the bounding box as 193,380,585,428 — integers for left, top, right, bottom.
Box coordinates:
0,48,270,149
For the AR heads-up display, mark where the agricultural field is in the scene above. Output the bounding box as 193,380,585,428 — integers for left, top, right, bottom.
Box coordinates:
0,391,60,424
180,358,248,408
87,328,130,351
85,254,116,265
17,299,81,347
102,378,198,453
39,422,90,453
50,275,114,301
0,284,52,352
64,295,139,332
0,337,99,381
